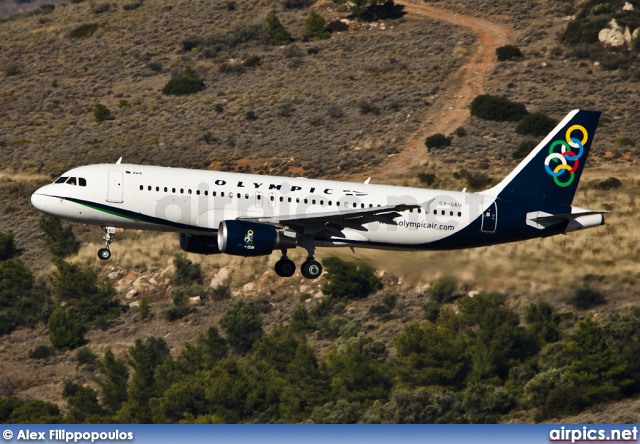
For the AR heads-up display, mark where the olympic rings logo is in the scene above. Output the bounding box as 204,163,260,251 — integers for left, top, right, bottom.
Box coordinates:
244,229,254,246
544,124,588,188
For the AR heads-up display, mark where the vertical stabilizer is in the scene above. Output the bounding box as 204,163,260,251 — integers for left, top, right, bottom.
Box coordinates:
483,110,601,206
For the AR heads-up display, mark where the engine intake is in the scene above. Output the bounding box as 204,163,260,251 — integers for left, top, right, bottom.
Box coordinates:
217,220,297,257
178,233,221,255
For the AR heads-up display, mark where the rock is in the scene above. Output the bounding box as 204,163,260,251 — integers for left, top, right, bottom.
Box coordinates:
210,267,231,287
149,277,158,286
188,296,202,306
599,19,626,47
313,291,323,299
242,282,256,294
161,264,175,276
107,271,120,280
624,2,634,11
129,301,140,308
468,290,480,298
126,289,137,299
300,285,309,293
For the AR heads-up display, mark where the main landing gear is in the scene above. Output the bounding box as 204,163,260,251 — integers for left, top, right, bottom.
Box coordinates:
274,237,323,279
97,226,116,260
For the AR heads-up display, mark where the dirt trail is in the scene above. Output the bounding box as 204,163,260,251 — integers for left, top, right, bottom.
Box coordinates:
368,1,513,179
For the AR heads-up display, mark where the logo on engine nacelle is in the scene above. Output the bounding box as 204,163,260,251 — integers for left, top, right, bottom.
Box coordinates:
244,229,255,250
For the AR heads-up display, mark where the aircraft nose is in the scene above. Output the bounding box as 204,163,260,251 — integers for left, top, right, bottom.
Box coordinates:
31,187,55,214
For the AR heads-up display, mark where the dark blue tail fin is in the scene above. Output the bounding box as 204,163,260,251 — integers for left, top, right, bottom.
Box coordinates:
484,110,601,206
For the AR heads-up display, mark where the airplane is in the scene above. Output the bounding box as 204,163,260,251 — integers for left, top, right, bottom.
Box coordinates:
31,109,606,279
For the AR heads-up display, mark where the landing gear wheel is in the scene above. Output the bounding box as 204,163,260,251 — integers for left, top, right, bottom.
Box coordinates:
275,259,296,277
301,260,322,279
98,248,111,260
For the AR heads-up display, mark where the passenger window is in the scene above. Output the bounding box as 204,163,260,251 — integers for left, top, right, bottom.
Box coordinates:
67,177,77,185
458,212,461,217
418,208,421,213
213,191,217,197
288,197,292,203
180,188,184,194
55,176,68,184
237,193,241,198
156,186,159,192
320,200,324,205
139,185,143,191
172,188,176,193
205,191,208,196
450,211,453,216
148,186,152,191
304,199,308,204
188,189,192,194
245,194,249,199
79,178,87,187
353,203,357,208
312,199,316,205
329,201,332,206
256,194,260,200
221,192,225,197
164,187,168,192
296,198,300,203
270,196,274,201
280,197,284,202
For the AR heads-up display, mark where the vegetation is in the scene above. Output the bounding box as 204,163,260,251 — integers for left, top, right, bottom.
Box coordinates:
470,94,528,122
68,23,99,39
496,45,523,61
513,140,536,160
515,113,558,137
39,216,81,258
162,67,205,96
305,9,330,40
425,133,451,151
265,13,292,46
93,103,114,124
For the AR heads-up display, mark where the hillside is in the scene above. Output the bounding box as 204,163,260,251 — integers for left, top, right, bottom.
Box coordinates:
1,0,640,424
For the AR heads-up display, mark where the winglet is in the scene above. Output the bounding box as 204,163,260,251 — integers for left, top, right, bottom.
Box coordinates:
364,177,371,184
116,157,122,164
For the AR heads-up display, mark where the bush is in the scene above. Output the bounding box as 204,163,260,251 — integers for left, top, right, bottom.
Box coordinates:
463,383,516,423
470,94,528,122
512,140,536,160
562,16,609,46
321,257,382,301
496,45,523,61
568,285,606,310
425,133,451,151
305,9,330,40
265,13,291,46
427,276,458,303
211,284,231,301
615,137,635,147
93,103,114,124
48,308,85,351
515,113,558,137
594,177,622,190
122,0,144,10
162,68,205,96
243,55,261,67
69,23,100,39
219,301,263,352
0,232,21,261
29,345,55,360
418,172,436,185
76,346,97,365
39,216,81,257
357,99,380,115
172,254,203,286
245,110,258,121
139,299,150,319
92,2,110,14
422,300,440,322
453,127,467,137
163,305,192,322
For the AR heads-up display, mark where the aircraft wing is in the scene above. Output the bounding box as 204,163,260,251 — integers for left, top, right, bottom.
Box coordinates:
238,203,419,238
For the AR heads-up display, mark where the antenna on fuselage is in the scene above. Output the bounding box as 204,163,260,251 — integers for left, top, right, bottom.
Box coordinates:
364,177,371,184
116,157,122,164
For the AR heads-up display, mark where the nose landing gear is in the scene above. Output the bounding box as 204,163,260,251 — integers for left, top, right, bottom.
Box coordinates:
97,226,116,260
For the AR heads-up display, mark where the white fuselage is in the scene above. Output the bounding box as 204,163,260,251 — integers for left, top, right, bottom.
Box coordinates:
31,164,493,249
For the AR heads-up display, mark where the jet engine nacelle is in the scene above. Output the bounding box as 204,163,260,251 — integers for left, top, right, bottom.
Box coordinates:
178,233,221,255
217,220,297,257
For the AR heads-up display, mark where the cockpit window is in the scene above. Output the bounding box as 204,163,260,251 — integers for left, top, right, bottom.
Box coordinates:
79,178,87,187
67,177,77,185
55,176,68,184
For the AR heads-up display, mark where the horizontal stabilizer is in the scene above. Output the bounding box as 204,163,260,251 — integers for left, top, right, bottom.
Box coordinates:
526,209,607,231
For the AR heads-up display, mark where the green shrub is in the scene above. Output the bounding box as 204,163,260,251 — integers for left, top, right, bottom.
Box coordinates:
615,137,635,147
246,110,258,121
48,308,85,351
515,113,558,137
39,216,81,257
562,16,609,46
123,0,144,10
427,276,458,303
418,172,436,185
568,285,606,310
243,55,261,67
496,45,523,61
470,94,528,122
211,284,231,301
69,23,100,39
0,232,21,261
117,99,131,108
163,77,205,95
357,100,380,115
92,2,110,14
594,177,622,190
290,306,314,333
93,103,114,124
305,9,330,40
163,305,192,322
463,383,516,423
321,257,382,301
172,254,203,286
29,345,56,360
512,140,536,160
220,301,263,352
425,133,451,151
139,299,150,319
453,127,467,137
422,300,440,322
265,13,291,46
76,346,97,365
